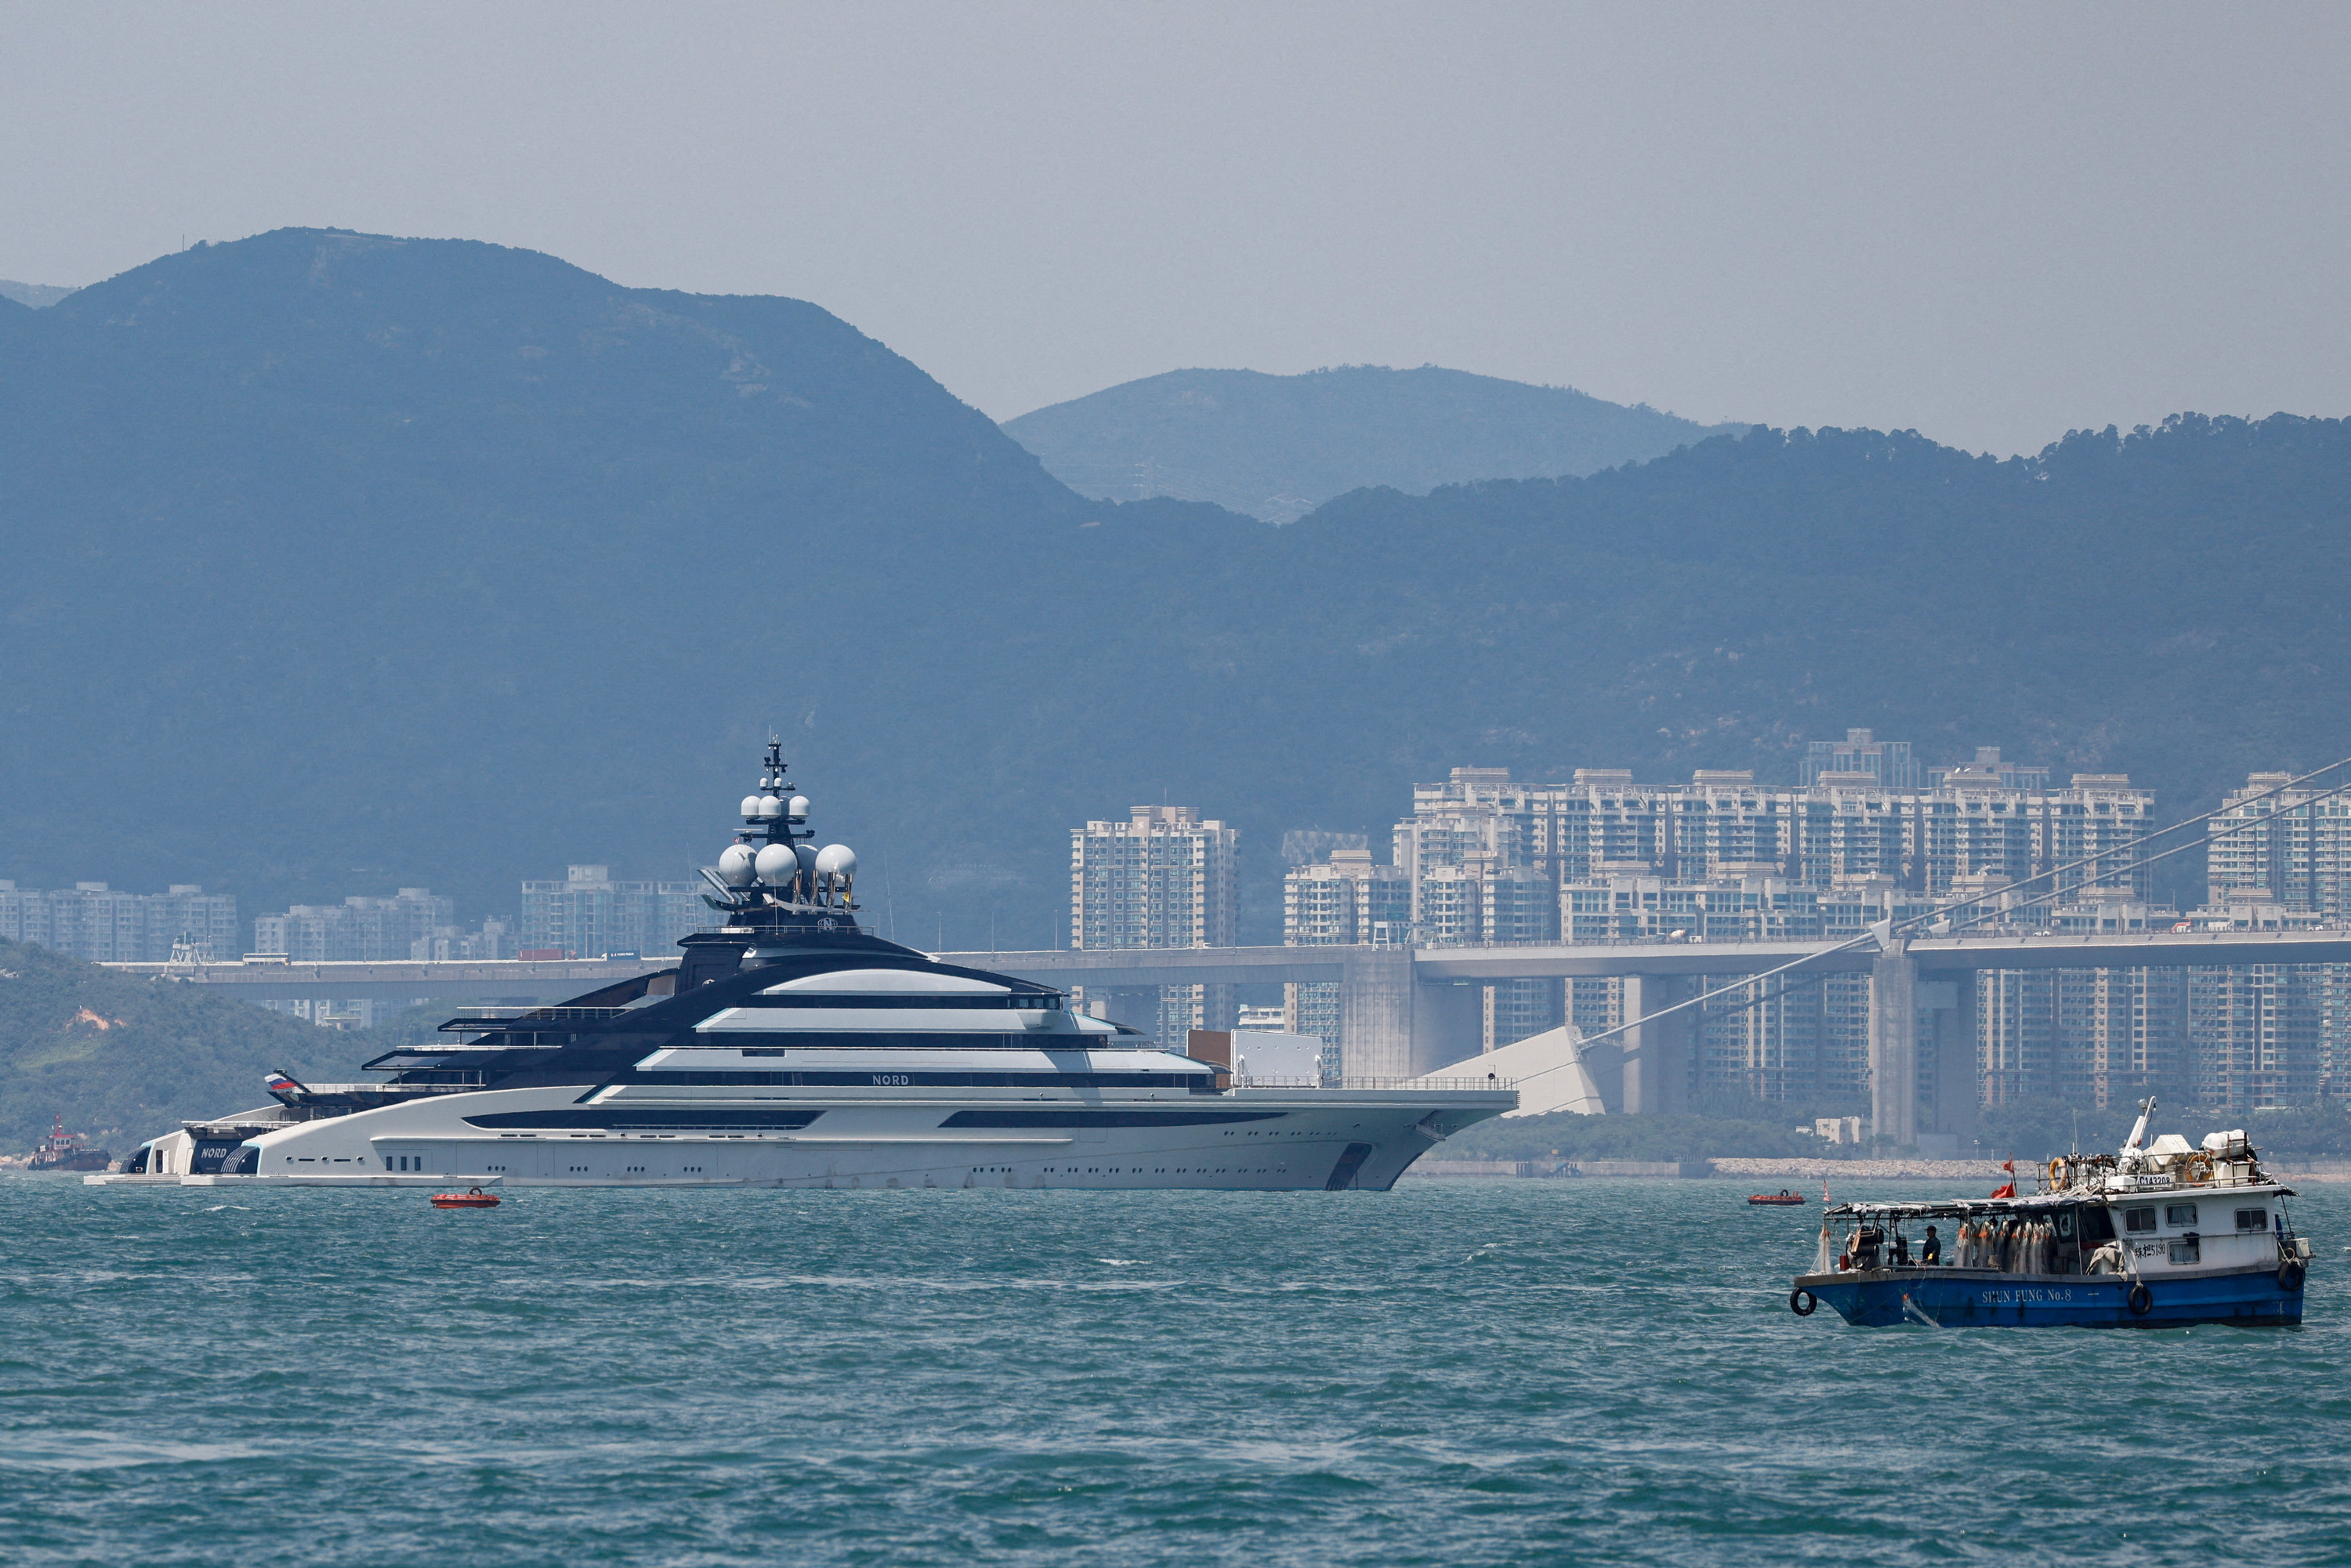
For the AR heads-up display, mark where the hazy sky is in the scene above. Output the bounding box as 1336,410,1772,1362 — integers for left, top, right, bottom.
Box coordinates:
4,2,2346,454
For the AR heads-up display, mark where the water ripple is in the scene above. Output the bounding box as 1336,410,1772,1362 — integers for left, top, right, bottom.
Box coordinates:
0,1175,2343,1565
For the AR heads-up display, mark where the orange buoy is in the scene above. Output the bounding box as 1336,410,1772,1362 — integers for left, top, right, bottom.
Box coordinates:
429,1185,502,1208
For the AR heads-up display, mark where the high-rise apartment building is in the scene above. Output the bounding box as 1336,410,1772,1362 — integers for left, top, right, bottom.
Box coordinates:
519,866,705,959
255,888,456,961
1281,847,1410,1071
1398,762,2154,901
2205,772,2351,915
1070,806,1240,1044
1929,747,2052,791
1396,749,2161,1115
1802,728,1921,788
0,881,238,962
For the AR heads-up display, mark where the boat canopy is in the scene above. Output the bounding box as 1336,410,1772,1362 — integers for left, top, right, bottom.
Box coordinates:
1824,1186,2295,1223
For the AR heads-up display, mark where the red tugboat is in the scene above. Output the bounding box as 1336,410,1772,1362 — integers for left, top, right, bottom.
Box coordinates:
1748,1189,1807,1207
28,1114,114,1172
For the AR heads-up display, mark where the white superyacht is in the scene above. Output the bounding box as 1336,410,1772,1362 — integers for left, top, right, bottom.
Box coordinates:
103,744,1513,1191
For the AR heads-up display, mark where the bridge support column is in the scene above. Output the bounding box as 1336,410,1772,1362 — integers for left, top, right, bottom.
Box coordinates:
1410,980,1483,1077
1924,969,1979,1146
1869,947,1918,1149
1621,973,1694,1114
1339,947,1415,1078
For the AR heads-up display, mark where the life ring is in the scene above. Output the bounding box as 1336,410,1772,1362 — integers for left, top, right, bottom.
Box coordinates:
2278,1260,2306,1292
2047,1157,2067,1190
1788,1288,1818,1316
2125,1282,2153,1316
2183,1151,2214,1185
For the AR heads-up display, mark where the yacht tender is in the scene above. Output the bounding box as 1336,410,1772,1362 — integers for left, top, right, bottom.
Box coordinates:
96,744,1513,1192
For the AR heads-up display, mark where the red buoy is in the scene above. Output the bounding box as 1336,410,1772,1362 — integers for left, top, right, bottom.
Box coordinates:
429,1186,502,1208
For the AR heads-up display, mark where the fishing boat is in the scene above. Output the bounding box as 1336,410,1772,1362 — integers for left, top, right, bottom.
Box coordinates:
1748,1190,1806,1207
1787,1101,2311,1327
27,1115,113,1172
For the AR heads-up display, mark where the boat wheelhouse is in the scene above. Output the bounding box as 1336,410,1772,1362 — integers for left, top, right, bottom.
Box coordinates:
96,743,1515,1192
1788,1103,2312,1328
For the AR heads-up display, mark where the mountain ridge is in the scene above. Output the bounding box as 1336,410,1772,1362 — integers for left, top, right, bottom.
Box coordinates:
0,230,2344,951
1003,363,1744,522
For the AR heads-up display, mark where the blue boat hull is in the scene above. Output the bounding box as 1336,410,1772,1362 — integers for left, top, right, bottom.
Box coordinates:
1791,1266,2303,1328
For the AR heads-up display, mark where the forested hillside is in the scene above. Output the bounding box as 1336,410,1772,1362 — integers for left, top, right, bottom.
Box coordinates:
0,229,2346,952
1003,364,1738,522
0,939,341,1153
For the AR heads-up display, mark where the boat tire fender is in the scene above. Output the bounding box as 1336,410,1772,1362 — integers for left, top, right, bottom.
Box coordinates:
1788,1288,1817,1316
2125,1282,2153,1316
2278,1259,2306,1292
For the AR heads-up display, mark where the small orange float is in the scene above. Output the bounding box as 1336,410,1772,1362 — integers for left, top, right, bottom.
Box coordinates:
429,1185,502,1209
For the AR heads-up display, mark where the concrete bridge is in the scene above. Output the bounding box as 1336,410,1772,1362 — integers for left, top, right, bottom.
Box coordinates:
105,925,2351,1143
933,927,2351,1146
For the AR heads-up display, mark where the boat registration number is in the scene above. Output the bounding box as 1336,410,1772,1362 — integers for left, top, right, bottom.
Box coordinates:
1975,1287,2079,1305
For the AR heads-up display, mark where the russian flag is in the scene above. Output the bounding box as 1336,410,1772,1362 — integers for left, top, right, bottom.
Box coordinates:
265,1070,307,1097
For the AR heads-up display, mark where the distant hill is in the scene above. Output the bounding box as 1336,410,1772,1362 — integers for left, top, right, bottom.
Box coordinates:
0,280,75,308
1,227,2347,958
1002,365,1744,522
0,227,1103,930
0,938,342,1154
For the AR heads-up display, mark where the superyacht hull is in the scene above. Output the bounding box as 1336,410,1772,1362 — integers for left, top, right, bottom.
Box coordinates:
96,1083,1506,1193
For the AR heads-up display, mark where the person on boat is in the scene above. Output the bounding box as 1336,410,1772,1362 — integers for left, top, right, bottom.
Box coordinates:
1920,1225,1941,1266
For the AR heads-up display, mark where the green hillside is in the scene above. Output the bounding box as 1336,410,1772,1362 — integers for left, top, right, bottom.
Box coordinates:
0,939,343,1156
1003,364,1739,521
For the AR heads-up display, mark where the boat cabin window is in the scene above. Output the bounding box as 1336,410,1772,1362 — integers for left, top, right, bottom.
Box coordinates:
2124,1208,2157,1233
2236,1208,2269,1232
2164,1203,2198,1229
2168,1236,2201,1266
2079,1208,2117,1244
2053,1209,2078,1243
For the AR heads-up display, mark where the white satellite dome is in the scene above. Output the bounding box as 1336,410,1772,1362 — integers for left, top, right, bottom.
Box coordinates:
792,842,820,880
755,795,784,819
754,843,799,884
739,795,763,820
815,844,857,882
717,844,757,886
788,795,811,821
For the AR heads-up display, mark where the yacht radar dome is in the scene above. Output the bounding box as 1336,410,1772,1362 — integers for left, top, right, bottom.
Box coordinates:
753,843,799,885
717,844,757,885
740,795,763,820
815,845,857,885
788,795,810,821
756,795,783,819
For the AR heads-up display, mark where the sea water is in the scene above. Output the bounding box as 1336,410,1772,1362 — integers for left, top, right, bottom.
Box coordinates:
2,1175,2344,1566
